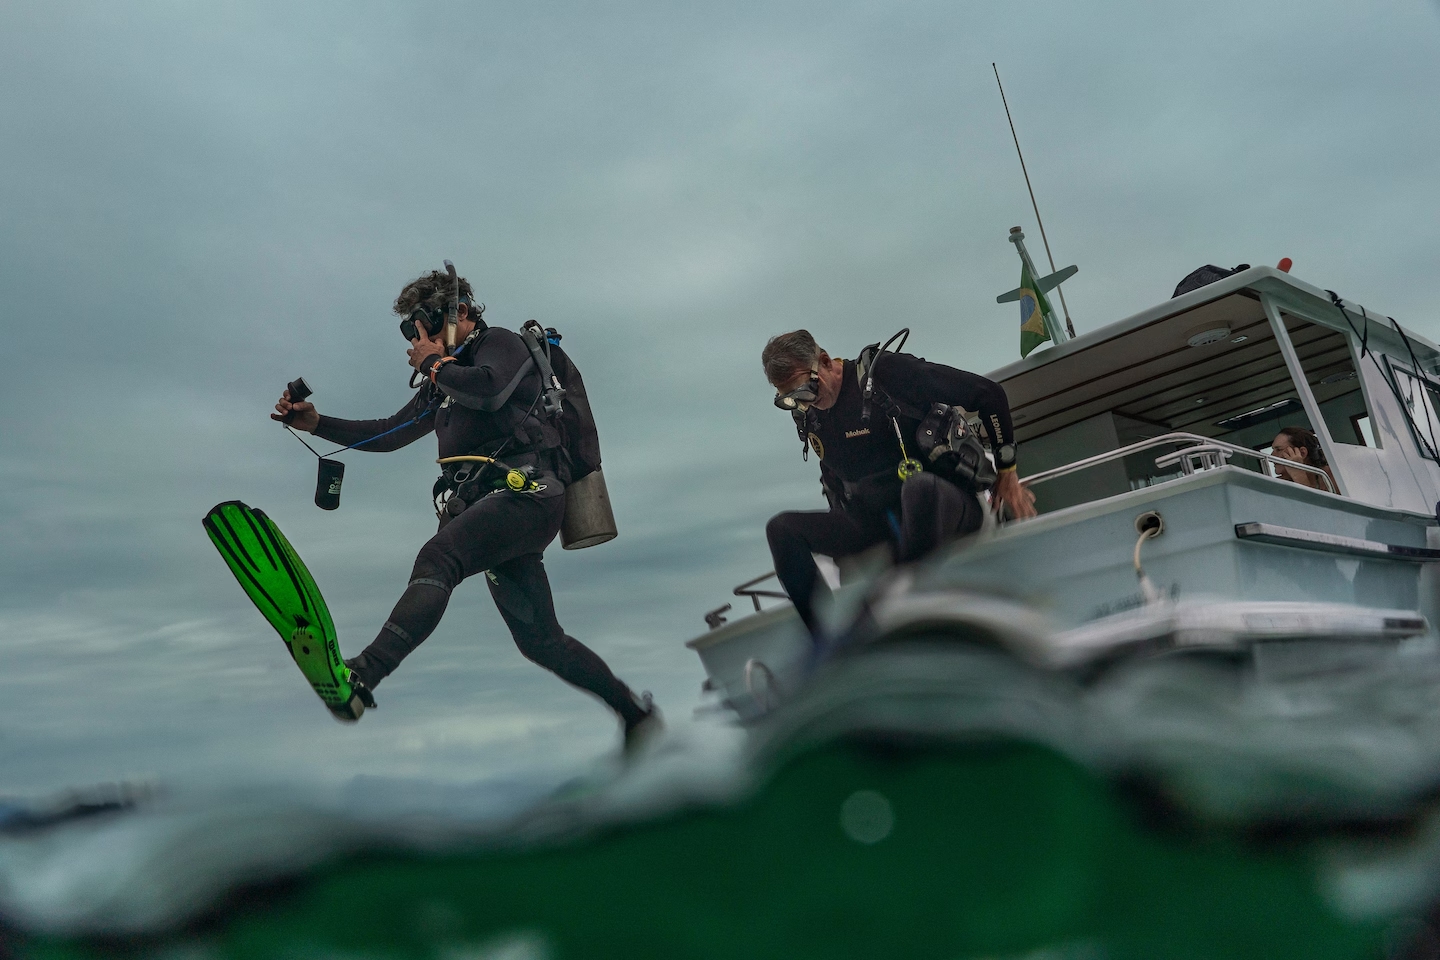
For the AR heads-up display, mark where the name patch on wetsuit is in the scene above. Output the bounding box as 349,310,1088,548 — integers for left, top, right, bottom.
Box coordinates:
844,428,870,439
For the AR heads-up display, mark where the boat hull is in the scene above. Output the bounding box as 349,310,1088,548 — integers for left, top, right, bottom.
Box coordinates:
690,467,1439,718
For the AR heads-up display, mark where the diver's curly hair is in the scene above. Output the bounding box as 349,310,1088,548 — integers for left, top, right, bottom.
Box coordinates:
393,270,484,320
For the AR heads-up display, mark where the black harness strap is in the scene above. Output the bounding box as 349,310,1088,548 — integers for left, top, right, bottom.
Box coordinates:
472,357,536,412
791,407,812,460
439,328,537,413
519,321,566,417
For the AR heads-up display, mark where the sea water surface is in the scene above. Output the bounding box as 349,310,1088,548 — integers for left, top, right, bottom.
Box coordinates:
8,635,1440,959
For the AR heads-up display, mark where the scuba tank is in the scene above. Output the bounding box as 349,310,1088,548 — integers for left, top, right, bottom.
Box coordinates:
560,467,618,549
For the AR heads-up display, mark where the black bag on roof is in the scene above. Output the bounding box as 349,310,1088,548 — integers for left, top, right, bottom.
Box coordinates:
1172,263,1251,299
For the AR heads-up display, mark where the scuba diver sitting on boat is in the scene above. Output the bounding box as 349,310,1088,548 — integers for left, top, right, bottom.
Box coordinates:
271,268,660,749
1271,426,1337,492
762,329,1037,640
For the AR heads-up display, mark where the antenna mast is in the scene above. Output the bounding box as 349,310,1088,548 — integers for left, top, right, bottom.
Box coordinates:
992,63,1074,338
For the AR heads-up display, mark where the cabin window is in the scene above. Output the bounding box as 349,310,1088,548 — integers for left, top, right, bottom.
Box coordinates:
1283,318,1371,447
1352,414,1375,448
1387,360,1440,461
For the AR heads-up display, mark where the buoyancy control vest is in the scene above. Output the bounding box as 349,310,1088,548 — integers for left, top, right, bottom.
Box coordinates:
789,328,997,493
914,402,998,491
441,321,599,480
441,321,616,548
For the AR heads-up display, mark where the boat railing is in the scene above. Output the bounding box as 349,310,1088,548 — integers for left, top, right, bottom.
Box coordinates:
704,571,790,629
735,571,788,611
1023,431,1335,494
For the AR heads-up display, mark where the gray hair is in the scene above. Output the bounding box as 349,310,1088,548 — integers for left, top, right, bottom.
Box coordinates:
762,330,822,386
393,270,479,317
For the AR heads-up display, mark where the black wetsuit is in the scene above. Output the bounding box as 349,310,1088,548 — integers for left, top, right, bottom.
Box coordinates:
313,324,646,729
766,351,1018,636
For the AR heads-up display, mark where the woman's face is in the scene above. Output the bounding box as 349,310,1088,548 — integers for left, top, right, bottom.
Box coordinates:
1271,432,1307,464
1271,432,1307,481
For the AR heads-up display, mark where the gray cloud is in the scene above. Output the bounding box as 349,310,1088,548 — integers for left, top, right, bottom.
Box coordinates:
1,0,1437,792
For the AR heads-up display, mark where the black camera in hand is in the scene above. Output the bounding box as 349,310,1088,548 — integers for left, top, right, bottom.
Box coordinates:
280,377,312,425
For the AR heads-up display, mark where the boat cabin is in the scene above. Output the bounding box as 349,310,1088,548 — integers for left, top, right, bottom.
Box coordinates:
995,266,1440,516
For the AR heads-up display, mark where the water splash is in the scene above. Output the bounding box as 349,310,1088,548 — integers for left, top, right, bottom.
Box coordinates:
7,637,1440,958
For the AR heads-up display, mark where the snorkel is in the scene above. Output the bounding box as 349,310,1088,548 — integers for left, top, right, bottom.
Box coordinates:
443,259,460,350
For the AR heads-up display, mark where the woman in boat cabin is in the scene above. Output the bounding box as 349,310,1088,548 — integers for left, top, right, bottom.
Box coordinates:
1270,426,1337,492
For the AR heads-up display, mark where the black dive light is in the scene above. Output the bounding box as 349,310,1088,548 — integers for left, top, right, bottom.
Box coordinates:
289,379,344,511
278,376,345,511
280,377,312,423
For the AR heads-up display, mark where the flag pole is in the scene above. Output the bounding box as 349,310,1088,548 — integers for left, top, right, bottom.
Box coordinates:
992,63,1074,338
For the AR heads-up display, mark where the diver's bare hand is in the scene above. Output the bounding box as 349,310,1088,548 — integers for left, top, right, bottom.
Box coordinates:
272,390,319,432
407,330,445,371
991,470,1037,520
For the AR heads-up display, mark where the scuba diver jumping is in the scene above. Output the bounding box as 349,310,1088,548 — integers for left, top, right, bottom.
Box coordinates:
762,328,1037,642
271,266,660,750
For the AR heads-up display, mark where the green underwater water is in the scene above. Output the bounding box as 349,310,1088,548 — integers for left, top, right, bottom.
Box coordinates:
14,738,1395,960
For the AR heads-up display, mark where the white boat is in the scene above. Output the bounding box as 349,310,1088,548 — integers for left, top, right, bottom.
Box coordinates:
689,265,1440,719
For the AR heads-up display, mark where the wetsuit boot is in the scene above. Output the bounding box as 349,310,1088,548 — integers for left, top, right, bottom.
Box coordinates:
623,691,663,755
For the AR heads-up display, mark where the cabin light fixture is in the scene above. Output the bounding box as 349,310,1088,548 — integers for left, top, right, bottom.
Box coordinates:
1214,397,1302,431
1186,324,1231,348
1231,334,1249,343
1320,370,1358,385
1195,397,1206,404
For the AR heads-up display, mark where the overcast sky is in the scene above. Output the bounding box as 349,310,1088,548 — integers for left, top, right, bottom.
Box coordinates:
1,0,1437,795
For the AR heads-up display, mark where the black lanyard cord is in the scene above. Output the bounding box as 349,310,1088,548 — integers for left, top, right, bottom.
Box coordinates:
286,405,437,462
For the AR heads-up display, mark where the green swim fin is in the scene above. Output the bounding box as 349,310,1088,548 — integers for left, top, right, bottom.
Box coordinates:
203,500,366,722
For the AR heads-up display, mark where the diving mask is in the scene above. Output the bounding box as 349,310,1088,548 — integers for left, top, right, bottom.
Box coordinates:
399,305,444,343
400,296,481,342
774,369,821,412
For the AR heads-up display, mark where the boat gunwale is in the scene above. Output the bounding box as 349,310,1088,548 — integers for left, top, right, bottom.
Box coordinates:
941,464,1434,561
687,466,1436,653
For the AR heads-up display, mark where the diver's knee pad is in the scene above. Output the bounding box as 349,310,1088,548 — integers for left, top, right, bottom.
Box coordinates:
409,543,463,594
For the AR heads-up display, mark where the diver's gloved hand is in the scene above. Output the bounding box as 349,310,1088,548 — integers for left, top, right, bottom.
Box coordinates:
271,389,319,432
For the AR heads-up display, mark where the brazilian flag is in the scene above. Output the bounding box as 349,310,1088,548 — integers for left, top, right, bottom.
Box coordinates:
1019,260,1053,358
